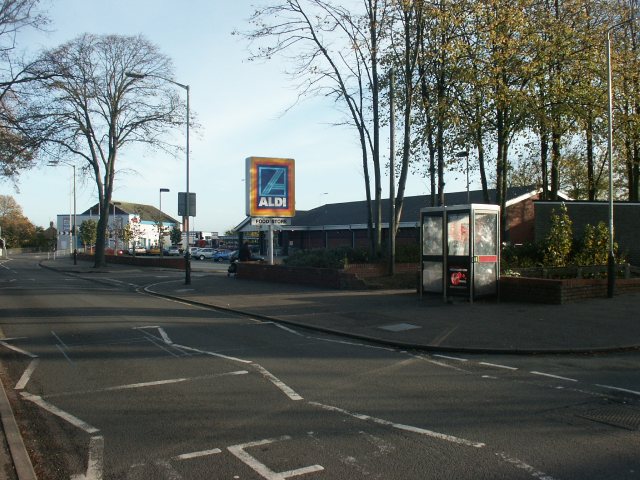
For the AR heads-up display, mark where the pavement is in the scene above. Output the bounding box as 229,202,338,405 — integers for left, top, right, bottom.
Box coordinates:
41,256,640,354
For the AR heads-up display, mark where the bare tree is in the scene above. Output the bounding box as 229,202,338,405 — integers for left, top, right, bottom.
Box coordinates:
242,0,391,256
26,33,185,267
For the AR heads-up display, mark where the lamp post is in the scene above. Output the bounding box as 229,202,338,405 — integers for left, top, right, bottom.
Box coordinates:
455,150,470,204
605,13,636,298
49,161,77,265
159,187,170,257
126,71,191,284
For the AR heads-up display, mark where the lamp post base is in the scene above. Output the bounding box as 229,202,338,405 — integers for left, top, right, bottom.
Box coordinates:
607,251,616,298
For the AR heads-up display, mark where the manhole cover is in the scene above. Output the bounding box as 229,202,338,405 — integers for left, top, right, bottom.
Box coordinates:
576,405,640,431
378,323,421,332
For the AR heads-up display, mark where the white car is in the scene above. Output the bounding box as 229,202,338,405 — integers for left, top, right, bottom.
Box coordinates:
167,246,180,256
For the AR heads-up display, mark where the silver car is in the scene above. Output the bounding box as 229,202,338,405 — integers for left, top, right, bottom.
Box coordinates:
196,247,215,260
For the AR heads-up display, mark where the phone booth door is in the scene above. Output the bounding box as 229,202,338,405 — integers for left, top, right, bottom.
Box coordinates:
421,211,445,293
446,210,471,298
472,210,499,297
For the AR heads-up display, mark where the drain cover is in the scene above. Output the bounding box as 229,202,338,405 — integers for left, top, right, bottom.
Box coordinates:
378,323,421,332
577,405,640,431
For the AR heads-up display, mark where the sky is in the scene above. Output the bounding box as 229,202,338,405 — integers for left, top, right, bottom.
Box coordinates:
6,0,467,234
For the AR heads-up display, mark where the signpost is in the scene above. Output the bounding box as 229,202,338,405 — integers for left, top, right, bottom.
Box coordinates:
246,157,295,264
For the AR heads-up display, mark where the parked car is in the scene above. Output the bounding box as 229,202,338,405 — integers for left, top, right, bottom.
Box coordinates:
188,246,200,257
196,247,215,260
147,246,161,255
131,245,146,255
213,249,234,262
166,246,181,256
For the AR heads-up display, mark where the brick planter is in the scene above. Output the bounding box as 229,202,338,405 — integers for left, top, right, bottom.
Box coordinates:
236,262,367,289
77,253,185,269
500,275,640,304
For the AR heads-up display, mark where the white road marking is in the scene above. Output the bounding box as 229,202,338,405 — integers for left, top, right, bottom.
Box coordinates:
482,375,498,379
158,327,172,344
530,371,578,382
172,343,253,364
174,448,222,461
71,436,104,480
309,401,485,448
271,323,306,337
595,384,640,396
56,343,74,364
51,330,70,350
21,392,99,434
251,363,303,401
433,354,468,362
15,359,40,390
0,340,38,358
228,435,324,480
479,362,518,371
495,451,558,480
44,371,249,398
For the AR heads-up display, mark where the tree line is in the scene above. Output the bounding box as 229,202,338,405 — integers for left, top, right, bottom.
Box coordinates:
243,0,640,251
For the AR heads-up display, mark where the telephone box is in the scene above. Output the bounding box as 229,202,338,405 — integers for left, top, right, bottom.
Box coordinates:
420,204,500,302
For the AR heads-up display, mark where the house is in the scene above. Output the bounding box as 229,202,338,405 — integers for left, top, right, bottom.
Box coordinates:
55,201,179,253
234,186,566,254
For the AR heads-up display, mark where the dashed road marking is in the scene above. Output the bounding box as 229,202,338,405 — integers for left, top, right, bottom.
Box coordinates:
531,371,578,382
479,362,518,371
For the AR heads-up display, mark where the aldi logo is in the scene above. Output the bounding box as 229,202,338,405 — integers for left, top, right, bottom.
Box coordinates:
246,157,295,217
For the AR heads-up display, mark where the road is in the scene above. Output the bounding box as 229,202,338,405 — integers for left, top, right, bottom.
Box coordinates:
1,253,639,479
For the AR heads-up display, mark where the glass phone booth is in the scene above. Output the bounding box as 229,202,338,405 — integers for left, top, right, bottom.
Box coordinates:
420,204,500,302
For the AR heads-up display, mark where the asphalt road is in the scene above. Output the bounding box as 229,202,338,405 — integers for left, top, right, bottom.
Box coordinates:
1,254,639,479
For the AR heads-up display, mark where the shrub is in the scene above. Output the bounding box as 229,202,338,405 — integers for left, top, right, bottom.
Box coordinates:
501,242,544,270
284,247,369,269
543,203,573,267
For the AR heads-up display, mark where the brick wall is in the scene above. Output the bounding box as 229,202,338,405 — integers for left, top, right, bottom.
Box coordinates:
345,263,418,278
236,263,367,289
77,253,185,269
500,275,640,304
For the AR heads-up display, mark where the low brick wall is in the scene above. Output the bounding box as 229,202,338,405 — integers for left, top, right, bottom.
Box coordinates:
345,262,418,278
500,276,640,304
78,253,185,269
236,262,366,289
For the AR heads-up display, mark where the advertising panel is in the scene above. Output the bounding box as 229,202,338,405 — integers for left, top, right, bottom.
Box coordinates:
246,157,295,217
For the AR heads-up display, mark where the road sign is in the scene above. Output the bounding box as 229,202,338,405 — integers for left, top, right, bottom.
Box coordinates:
250,218,292,226
178,192,196,217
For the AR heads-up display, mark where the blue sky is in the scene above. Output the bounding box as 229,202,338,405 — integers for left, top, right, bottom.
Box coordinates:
8,0,465,234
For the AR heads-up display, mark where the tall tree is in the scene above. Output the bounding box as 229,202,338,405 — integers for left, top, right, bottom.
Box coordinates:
0,194,35,247
242,0,391,256
26,33,185,267
0,0,49,182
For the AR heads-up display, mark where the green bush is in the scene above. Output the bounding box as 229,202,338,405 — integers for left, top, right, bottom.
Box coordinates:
543,203,573,267
501,242,544,270
284,247,369,269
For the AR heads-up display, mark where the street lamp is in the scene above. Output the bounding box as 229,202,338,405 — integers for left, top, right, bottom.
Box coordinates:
605,12,636,298
159,187,170,257
126,71,191,284
455,150,470,204
48,161,77,265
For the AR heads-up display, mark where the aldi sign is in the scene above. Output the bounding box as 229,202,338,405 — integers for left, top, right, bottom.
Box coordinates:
246,157,295,217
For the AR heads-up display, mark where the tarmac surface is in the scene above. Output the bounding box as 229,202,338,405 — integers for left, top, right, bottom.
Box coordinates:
43,256,640,354
1,255,640,479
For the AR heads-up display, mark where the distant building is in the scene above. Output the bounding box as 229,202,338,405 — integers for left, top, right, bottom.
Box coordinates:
55,201,179,252
234,186,570,255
